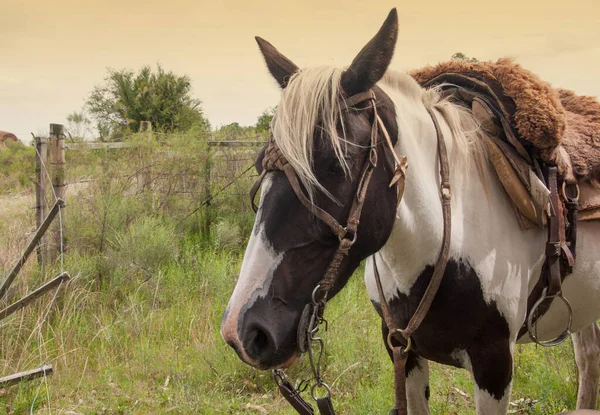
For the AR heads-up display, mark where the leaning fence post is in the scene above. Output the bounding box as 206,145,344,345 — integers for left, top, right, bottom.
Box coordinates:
49,124,66,261
0,199,65,300
34,136,48,267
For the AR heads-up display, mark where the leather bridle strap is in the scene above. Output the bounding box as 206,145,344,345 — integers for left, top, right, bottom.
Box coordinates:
249,91,380,241
373,107,451,415
315,91,382,299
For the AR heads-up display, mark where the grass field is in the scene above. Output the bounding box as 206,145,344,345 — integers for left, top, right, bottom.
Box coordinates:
0,137,586,414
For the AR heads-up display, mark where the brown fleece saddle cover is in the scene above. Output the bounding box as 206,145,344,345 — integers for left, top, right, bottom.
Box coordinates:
410,58,600,226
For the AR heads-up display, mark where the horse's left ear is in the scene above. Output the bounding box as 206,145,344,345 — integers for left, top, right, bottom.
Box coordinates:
255,36,299,89
341,9,398,96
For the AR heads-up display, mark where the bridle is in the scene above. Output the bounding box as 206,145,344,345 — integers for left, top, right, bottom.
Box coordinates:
248,89,451,415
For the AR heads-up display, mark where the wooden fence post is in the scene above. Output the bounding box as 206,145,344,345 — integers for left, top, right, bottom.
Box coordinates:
34,136,48,266
202,156,212,236
0,199,65,300
139,121,152,190
139,121,152,133
49,124,66,260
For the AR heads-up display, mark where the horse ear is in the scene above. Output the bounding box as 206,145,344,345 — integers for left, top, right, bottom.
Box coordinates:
341,9,398,96
255,37,299,89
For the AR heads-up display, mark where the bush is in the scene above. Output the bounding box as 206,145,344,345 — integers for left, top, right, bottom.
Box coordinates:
111,216,177,276
212,220,242,252
0,140,35,193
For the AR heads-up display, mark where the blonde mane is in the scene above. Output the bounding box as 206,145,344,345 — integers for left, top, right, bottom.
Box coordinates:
271,67,488,199
381,70,489,187
271,66,349,199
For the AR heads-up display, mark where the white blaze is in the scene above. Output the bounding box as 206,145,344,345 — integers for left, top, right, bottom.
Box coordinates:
220,176,283,353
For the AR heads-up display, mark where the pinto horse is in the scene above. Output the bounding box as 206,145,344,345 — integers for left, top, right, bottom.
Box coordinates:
221,9,600,414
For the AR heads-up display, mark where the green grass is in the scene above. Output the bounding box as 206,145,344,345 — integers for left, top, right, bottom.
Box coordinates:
0,132,590,414
0,244,584,414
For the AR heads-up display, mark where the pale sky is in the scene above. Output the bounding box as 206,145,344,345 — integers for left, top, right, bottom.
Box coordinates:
2,0,599,141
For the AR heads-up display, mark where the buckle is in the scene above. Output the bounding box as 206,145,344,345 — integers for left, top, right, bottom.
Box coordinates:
441,184,451,200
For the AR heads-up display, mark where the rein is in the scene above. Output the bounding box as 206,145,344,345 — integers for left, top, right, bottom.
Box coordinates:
249,91,450,415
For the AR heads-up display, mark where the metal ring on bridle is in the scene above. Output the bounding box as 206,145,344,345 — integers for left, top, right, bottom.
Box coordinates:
527,287,573,347
311,382,332,401
338,228,358,245
387,328,412,353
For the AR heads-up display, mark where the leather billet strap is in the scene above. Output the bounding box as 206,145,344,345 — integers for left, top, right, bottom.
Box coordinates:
373,107,451,415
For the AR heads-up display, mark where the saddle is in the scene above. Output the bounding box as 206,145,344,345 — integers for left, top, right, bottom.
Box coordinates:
410,59,600,342
410,58,600,227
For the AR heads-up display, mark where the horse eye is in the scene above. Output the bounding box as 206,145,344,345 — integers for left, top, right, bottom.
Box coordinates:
328,159,344,175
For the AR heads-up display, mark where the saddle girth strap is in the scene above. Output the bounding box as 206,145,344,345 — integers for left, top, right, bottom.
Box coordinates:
373,107,452,415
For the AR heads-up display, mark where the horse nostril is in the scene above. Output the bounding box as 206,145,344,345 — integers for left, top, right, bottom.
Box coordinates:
244,325,274,363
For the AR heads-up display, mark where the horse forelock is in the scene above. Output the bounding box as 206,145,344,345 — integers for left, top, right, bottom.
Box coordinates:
271,66,350,200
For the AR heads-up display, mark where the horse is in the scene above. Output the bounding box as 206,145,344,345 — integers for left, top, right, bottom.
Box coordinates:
221,9,600,414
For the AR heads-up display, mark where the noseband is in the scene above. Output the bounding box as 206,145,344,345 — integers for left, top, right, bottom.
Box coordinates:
248,90,451,415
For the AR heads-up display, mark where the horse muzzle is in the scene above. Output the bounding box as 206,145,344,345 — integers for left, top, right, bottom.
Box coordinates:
221,301,300,370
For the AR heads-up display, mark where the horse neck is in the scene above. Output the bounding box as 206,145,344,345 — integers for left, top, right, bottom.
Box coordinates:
378,90,544,294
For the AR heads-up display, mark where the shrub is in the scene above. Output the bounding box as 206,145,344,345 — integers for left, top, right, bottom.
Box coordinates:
212,220,242,252
111,216,177,276
0,140,35,193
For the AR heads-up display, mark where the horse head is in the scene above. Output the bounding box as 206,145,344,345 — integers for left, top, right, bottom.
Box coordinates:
221,9,402,369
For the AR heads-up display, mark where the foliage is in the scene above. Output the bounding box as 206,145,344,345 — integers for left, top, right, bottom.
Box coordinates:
213,122,258,141
452,52,479,63
86,64,210,139
0,140,35,192
212,220,242,252
66,111,92,140
111,216,177,275
255,106,276,136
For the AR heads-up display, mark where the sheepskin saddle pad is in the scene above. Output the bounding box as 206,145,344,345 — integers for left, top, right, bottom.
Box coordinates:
411,58,600,225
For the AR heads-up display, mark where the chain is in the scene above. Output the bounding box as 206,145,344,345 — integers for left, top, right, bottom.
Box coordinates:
272,285,334,414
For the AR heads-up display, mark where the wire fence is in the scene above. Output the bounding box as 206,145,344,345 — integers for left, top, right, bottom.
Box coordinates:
0,139,67,413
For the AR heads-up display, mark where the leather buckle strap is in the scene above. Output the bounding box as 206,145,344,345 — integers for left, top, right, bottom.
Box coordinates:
343,90,375,108
372,107,452,415
545,166,564,297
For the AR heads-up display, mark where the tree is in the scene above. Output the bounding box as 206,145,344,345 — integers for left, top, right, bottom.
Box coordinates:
86,64,210,138
452,52,478,63
66,111,92,140
255,107,276,135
